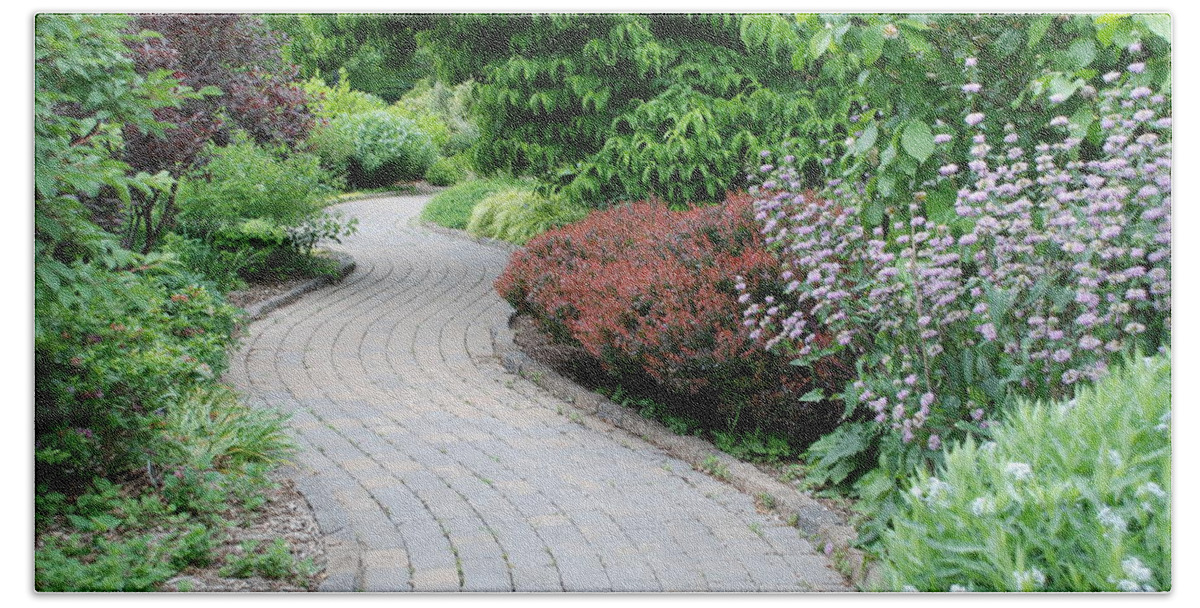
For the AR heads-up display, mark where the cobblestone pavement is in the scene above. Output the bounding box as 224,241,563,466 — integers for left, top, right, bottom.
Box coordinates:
226,195,850,592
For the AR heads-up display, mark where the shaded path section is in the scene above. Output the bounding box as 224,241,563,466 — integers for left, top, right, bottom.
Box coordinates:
226,195,849,592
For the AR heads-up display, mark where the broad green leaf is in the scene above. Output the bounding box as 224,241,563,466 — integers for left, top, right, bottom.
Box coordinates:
878,143,897,170
860,25,884,65
1069,105,1094,138
800,388,825,402
1064,38,1097,70
898,18,930,31
925,185,958,226
1133,14,1171,41
1047,74,1083,101
864,196,885,226
854,121,878,155
901,120,934,164
993,30,1023,59
906,32,933,55
1095,14,1128,47
1027,15,1053,49
810,28,833,60
791,48,808,71
877,173,896,197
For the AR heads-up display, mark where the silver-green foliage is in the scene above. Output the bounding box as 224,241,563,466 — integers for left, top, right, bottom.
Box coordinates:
466,188,587,245
335,109,436,186
879,353,1170,592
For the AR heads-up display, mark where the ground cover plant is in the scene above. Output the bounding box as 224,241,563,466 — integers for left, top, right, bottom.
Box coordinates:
879,353,1170,592
465,187,588,245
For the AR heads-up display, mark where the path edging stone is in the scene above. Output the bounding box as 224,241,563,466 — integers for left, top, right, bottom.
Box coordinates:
242,251,356,322
492,316,882,589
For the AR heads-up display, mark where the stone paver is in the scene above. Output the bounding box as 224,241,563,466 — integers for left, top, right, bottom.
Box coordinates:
228,195,850,592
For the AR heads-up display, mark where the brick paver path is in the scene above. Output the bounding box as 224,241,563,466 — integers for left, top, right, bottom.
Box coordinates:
227,194,849,592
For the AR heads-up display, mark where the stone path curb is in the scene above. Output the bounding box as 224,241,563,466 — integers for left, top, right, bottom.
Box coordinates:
241,251,356,322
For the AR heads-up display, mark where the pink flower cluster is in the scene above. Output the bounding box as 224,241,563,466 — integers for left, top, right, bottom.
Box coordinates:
742,56,1171,451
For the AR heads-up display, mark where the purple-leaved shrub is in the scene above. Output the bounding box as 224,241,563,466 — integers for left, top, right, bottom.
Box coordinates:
742,55,1171,457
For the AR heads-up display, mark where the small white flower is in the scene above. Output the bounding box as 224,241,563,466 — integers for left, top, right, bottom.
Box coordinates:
1137,481,1167,500
902,584,919,592
1122,557,1153,582
1005,462,1033,480
1013,568,1046,590
926,477,952,502
1098,506,1127,532
949,584,971,592
1117,579,1141,592
1155,411,1170,432
1107,450,1123,467
970,496,992,516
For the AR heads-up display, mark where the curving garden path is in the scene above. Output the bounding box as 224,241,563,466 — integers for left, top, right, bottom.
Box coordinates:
225,194,849,592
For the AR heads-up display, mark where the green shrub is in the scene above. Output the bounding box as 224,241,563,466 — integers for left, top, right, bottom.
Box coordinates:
302,71,388,119
308,119,356,178
155,386,293,475
177,140,332,231
172,140,356,284
420,15,826,207
35,271,241,485
466,188,588,245
332,110,436,188
424,154,471,186
419,176,532,230
158,233,250,293
390,79,479,156
36,531,178,591
878,353,1170,592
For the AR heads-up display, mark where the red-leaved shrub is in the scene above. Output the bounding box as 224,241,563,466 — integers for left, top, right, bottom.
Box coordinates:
496,194,850,442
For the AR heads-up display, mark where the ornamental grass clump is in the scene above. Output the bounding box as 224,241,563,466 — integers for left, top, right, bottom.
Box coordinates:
879,352,1170,592
466,188,588,245
741,56,1171,464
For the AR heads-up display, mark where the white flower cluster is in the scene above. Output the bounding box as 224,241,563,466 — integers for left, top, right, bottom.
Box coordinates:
1005,461,1033,480
1013,568,1046,591
970,496,994,516
1098,505,1127,533
1113,557,1156,592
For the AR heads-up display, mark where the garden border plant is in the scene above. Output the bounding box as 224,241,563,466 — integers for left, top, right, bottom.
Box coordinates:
35,14,331,592
740,46,1170,553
